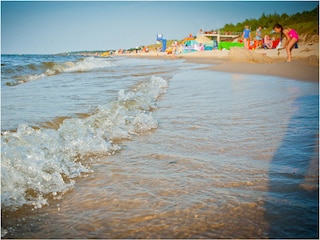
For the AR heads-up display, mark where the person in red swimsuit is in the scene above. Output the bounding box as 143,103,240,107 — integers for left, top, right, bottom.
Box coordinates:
273,23,299,62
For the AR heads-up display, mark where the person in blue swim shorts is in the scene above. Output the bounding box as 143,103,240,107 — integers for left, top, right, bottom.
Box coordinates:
242,25,251,49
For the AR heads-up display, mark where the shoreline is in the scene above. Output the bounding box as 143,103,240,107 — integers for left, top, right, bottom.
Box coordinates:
121,42,319,83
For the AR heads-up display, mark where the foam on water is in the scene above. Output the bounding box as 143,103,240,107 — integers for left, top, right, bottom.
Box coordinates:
1,75,168,211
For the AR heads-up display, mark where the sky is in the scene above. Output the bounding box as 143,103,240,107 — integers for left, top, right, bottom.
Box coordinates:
1,1,318,54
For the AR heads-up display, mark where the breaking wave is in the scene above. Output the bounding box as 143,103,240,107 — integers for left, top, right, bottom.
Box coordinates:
1,75,168,211
4,57,114,86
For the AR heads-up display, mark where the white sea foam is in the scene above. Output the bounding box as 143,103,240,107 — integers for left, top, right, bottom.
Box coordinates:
1,76,168,211
64,57,113,72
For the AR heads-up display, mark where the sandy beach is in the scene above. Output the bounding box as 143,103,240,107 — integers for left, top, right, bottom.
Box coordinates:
123,42,319,82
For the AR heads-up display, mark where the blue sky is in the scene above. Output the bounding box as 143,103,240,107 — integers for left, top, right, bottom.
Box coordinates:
1,1,318,54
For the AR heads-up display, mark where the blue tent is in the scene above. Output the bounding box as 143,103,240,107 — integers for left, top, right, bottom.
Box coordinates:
184,40,198,46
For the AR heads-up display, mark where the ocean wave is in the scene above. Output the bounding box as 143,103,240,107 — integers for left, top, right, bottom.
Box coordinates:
5,57,114,86
1,75,168,211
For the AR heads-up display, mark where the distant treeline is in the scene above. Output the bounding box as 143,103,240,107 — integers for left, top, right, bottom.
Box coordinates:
220,6,319,35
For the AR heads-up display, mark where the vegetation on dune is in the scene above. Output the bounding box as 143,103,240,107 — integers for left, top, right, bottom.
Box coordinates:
220,6,319,40
222,6,318,32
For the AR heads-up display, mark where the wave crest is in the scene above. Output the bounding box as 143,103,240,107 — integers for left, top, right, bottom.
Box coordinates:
5,57,113,86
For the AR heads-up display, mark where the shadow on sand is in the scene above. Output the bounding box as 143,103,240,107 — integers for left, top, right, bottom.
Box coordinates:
265,94,319,238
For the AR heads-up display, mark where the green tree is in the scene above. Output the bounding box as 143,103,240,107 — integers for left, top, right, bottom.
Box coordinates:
220,6,318,35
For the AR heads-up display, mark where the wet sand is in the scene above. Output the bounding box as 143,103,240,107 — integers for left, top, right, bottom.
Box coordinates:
123,42,319,82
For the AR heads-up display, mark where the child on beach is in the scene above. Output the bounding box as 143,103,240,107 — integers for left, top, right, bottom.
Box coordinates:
242,25,251,49
273,23,299,62
264,35,273,49
255,26,262,48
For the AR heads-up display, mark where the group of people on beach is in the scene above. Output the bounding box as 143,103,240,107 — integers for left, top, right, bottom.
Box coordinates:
242,24,299,62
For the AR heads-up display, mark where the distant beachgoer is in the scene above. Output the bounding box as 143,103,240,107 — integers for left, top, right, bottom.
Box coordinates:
171,43,176,57
255,26,262,48
242,25,251,49
273,23,299,62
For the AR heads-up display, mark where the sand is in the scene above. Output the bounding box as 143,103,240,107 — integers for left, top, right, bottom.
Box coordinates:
122,42,319,82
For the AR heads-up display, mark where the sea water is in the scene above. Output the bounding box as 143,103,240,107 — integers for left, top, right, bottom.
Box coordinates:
1,54,319,238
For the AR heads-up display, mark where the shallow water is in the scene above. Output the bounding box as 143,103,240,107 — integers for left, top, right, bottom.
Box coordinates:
1,55,319,238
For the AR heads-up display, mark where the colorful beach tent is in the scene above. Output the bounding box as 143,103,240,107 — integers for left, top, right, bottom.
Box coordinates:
184,40,198,46
204,41,215,50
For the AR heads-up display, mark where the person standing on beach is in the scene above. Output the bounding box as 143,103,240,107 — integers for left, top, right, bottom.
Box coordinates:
242,25,251,49
273,23,299,62
255,26,262,48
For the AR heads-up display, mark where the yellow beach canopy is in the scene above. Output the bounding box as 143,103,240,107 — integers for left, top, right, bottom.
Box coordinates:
100,51,110,57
